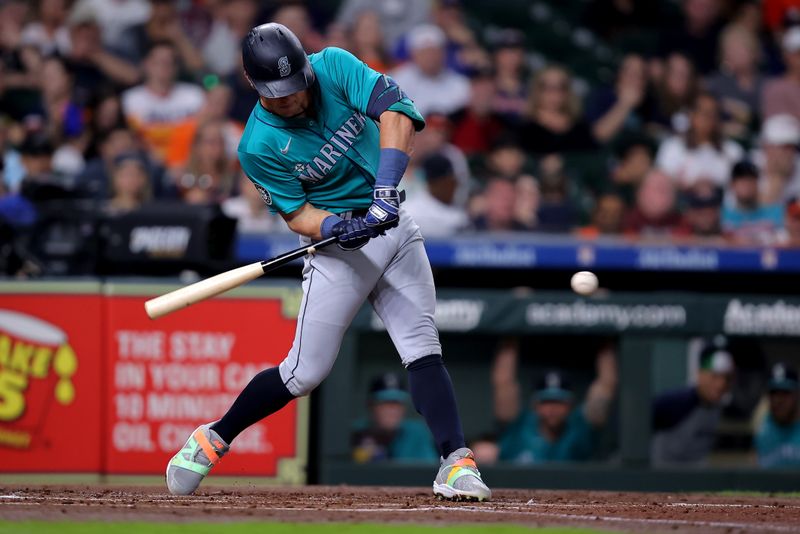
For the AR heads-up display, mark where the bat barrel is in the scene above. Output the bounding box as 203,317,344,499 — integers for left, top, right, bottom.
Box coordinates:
144,262,266,319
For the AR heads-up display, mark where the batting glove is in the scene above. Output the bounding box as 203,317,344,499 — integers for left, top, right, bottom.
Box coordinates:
321,214,380,251
364,187,400,230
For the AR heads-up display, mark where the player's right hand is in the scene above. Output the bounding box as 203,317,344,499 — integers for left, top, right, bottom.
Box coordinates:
326,216,380,251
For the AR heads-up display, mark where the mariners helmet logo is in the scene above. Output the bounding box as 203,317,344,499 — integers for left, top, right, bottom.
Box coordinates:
278,56,291,77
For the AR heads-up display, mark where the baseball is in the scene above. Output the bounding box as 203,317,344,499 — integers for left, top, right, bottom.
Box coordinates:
571,271,598,295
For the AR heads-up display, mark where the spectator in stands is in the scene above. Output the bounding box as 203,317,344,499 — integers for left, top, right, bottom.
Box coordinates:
755,114,800,204
0,0,29,64
105,151,151,214
64,7,141,99
513,175,540,231
450,71,504,155
609,135,656,206
472,177,527,232
705,24,765,141
409,113,471,207
776,197,800,246
680,183,725,238
623,170,684,237
649,52,699,136
489,29,528,125
390,24,470,116
122,41,205,166
651,339,734,466
336,0,431,53
492,339,617,464
70,0,151,50
0,133,61,227
39,56,86,174
222,172,288,234
20,0,70,57
429,0,489,76
174,119,236,205
756,362,800,468
517,65,596,155
202,0,258,77
659,0,725,75
483,135,527,180
537,160,577,233
78,124,137,199
351,373,438,463
272,3,325,53
578,191,626,237
347,10,391,73
762,27,800,121
588,54,653,144
722,161,784,244
655,92,744,190
88,89,125,143
115,0,204,75
404,153,468,238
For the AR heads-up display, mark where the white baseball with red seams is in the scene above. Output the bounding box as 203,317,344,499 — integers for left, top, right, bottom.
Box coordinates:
571,271,599,296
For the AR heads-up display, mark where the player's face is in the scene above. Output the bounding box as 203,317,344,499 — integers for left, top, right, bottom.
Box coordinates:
535,400,571,433
697,370,732,404
261,90,312,118
371,401,406,432
769,390,799,425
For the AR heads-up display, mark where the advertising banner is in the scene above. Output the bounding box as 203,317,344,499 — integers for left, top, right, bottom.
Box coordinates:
104,287,306,481
0,285,104,472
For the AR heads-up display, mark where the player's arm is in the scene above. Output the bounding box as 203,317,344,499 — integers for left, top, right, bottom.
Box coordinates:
280,203,332,240
582,345,618,427
492,338,522,424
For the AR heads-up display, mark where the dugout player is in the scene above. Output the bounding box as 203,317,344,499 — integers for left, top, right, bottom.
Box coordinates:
165,23,491,501
756,362,800,468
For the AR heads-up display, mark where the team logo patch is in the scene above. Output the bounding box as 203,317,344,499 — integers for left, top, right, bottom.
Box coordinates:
278,56,291,77
254,184,273,205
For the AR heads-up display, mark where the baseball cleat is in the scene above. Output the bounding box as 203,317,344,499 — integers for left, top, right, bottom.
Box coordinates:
166,423,229,495
433,447,492,502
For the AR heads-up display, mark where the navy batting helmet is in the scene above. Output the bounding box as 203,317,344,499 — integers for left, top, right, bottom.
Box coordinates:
242,23,315,98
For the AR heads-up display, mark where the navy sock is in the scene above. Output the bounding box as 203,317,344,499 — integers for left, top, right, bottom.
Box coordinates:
407,354,466,458
211,367,295,444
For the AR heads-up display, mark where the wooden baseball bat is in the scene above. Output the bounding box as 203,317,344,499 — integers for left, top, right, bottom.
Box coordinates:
145,236,338,319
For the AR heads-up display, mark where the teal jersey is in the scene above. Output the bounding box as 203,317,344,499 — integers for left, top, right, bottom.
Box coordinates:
238,47,425,215
756,414,800,468
499,406,595,464
352,417,438,463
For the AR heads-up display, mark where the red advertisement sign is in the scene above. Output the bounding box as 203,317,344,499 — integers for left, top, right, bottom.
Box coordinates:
0,293,104,472
104,294,303,478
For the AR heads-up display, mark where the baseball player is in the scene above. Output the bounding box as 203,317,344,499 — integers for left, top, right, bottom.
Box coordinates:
165,23,491,501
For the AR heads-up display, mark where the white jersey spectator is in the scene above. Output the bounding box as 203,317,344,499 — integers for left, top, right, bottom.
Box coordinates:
390,24,470,116
655,93,743,188
752,114,800,204
20,0,70,56
121,42,205,164
404,153,469,238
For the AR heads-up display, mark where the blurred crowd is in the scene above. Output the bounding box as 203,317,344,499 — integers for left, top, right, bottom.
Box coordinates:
2,0,800,247
353,338,800,469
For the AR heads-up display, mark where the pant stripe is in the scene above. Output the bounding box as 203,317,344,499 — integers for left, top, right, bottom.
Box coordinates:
283,260,315,388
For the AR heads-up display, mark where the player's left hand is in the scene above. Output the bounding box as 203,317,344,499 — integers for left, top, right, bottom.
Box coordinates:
364,186,400,230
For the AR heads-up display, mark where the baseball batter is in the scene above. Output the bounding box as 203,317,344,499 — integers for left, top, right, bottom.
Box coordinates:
166,23,491,501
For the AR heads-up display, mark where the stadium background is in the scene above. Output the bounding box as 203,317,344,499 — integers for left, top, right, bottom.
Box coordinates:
2,0,800,501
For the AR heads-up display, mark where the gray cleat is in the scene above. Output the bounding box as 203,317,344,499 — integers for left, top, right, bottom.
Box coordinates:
433,447,492,501
165,423,229,495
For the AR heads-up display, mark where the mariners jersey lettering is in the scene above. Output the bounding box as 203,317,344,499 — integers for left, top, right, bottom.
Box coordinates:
238,47,424,215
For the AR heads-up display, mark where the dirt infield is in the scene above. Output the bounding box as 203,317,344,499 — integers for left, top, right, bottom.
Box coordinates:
1,485,799,533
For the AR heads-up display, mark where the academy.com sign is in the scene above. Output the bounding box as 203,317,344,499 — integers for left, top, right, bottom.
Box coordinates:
526,301,687,330
724,299,800,336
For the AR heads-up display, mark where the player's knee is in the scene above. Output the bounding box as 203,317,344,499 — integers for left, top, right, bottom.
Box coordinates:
284,367,328,397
